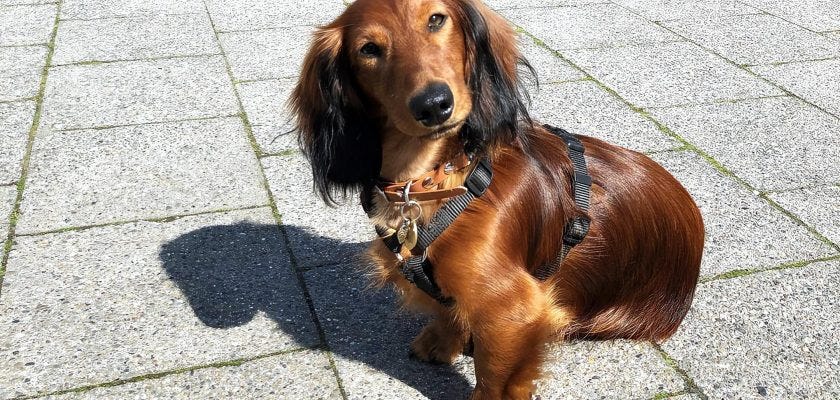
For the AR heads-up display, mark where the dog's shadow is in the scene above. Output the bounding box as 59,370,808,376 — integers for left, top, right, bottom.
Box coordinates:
160,223,473,399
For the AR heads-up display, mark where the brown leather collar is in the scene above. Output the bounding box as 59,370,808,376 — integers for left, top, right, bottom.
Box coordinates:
378,153,473,202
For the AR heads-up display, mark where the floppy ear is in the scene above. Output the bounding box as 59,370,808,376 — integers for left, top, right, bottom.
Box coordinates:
291,26,382,205
457,0,533,152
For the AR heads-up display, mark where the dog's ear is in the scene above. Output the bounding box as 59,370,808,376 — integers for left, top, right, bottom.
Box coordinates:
457,0,533,152
291,26,381,205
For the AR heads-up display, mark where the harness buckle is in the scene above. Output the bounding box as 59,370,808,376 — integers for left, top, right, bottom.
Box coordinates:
573,171,592,187
563,217,591,246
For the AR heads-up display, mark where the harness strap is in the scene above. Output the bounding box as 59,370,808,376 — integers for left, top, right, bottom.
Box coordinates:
364,157,493,306
534,125,592,281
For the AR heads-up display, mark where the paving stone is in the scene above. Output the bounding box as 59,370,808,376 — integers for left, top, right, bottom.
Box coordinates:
518,37,584,84
485,0,604,10
0,101,34,185
751,58,840,118
205,0,345,32
565,41,784,107
611,0,758,22
662,261,840,399
17,117,268,234
739,0,840,32
826,31,840,42
0,0,55,5
262,154,372,269
0,4,55,46
52,13,219,65
651,151,835,277
40,55,238,130
306,263,684,399
0,208,319,398
0,186,16,234
663,14,840,66
502,4,678,50
304,263,476,400
770,186,840,246
219,26,312,82
651,97,840,192
61,0,205,20
0,45,46,102
47,350,342,400
238,78,297,154
530,80,677,152
537,341,683,399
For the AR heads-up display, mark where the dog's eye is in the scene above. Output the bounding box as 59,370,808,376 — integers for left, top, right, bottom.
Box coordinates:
428,14,447,32
360,42,382,58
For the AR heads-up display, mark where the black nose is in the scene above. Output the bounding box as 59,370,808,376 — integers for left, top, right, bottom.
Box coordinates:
409,83,454,127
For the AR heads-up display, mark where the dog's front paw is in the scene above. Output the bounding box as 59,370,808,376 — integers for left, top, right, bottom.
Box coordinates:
409,321,467,365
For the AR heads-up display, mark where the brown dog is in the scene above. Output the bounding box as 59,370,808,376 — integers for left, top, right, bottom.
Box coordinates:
291,0,704,398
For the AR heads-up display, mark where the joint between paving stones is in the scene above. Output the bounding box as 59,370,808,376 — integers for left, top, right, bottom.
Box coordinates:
57,11,203,23
701,254,840,284
733,1,824,35
259,148,300,158
57,113,242,133
742,55,840,68
14,204,272,237
201,1,349,397
0,0,63,297
49,52,224,68
13,347,315,400
649,389,691,400
515,21,840,254
651,343,710,400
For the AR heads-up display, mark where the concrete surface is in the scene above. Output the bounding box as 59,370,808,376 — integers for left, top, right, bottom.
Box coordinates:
0,0,837,399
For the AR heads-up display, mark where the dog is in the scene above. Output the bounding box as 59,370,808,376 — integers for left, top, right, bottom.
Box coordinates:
291,0,705,398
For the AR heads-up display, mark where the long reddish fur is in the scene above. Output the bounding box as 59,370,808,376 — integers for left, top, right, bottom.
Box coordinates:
292,1,704,399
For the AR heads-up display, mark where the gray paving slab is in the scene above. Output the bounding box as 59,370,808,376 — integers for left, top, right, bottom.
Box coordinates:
262,154,372,269
205,0,345,32
662,261,840,399
770,186,840,246
826,32,840,42
518,37,585,84
0,0,55,5
530,80,677,152
0,4,55,46
0,100,34,185
304,263,475,400
503,3,678,50
40,55,238,130
611,0,758,22
219,26,311,82
238,78,297,154
485,0,603,10
0,45,46,102
663,14,840,66
740,0,840,32
52,13,219,65
651,151,835,277
17,117,268,234
60,0,205,20
651,97,840,192
0,185,16,234
0,208,319,398
47,350,342,400
306,263,684,399
751,58,840,118
564,41,784,107
537,341,683,399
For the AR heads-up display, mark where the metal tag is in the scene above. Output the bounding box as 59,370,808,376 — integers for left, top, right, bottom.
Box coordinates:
404,220,418,250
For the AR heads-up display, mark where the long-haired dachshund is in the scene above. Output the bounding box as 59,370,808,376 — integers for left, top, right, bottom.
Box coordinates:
291,0,705,398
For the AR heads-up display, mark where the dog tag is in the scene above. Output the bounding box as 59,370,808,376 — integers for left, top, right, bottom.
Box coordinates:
397,220,410,244
404,220,418,250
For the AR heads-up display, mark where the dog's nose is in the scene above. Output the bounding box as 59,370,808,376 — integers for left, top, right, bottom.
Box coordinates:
409,83,454,127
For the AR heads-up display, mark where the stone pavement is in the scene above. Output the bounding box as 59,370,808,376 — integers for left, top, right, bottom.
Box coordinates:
0,0,838,399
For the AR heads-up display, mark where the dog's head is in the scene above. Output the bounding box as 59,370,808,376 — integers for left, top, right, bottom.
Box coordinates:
291,0,532,203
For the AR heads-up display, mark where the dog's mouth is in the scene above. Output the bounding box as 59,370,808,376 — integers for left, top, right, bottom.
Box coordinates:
422,121,464,140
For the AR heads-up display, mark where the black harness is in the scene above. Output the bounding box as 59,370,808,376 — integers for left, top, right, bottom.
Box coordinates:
363,125,592,305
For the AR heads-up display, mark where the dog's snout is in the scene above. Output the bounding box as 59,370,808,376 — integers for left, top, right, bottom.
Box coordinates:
409,83,454,127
